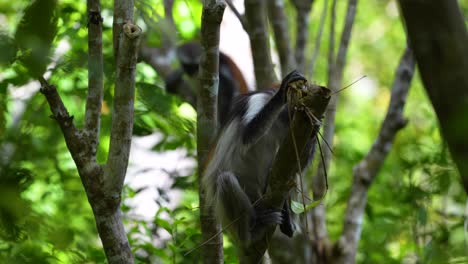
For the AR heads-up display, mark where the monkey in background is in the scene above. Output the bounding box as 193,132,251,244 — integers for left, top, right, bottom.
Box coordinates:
202,70,318,255
165,42,249,128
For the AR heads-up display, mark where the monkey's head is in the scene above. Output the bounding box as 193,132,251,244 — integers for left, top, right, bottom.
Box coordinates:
176,42,202,76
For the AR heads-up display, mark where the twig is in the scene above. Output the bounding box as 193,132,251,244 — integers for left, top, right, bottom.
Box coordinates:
291,0,314,72
244,0,277,89
39,78,86,167
225,0,248,30
309,0,328,78
267,0,295,76
310,0,358,259
310,0,337,254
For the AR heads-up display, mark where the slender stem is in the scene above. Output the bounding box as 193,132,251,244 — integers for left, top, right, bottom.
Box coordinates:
244,0,277,89
267,0,295,76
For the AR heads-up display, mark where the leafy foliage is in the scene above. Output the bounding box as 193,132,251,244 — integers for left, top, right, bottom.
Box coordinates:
14,0,58,78
0,0,467,263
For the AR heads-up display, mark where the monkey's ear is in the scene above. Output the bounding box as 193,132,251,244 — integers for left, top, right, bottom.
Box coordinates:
280,70,306,91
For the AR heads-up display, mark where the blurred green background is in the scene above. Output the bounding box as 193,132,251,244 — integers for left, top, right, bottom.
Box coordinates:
0,0,467,263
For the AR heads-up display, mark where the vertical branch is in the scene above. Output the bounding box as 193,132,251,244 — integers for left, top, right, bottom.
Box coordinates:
310,0,336,252
113,0,134,61
334,47,415,263
104,22,141,195
291,0,314,73
309,0,328,78
85,0,104,160
244,0,277,89
398,0,468,193
99,23,141,263
267,0,295,76
198,1,226,263
161,0,178,49
326,0,337,81
334,0,358,81
163,0,175,30
311,0,357,260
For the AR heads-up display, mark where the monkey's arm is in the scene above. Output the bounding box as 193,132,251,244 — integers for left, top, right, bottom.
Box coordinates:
242,70,306,145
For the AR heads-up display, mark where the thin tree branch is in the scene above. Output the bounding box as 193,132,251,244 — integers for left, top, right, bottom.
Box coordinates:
198,1,226,263
310,0,337,255
267,0,295,76
104,22,141,195
291,0,314,73
334,46,415,264
163,0,175,31
334,0,357,80
244,0,277,89
161,0,178,49
243,83,331,263
226,0,248,30
311,0,357,260
398,0,468,193
85,0,104,160
309,0,328,79
39,79,87,169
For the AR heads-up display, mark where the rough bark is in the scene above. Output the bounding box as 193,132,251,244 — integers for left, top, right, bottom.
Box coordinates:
267,0,295,76
398,0,468,193
40,12,141,263
333,46,415,264
104,22,141,200
244,0,277,89
242,84,331,263
291,0,314,73
113,0,134,63
85,0,104,161
198,1,226,263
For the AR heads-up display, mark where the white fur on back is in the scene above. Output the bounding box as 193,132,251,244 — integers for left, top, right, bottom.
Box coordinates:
242,93,269,124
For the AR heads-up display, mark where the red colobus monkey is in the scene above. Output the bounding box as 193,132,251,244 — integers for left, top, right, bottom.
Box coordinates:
165,42,249,128
202,70,318,252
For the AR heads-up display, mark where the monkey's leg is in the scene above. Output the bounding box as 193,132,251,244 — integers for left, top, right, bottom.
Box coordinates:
217,172,284,243
217,171,256,242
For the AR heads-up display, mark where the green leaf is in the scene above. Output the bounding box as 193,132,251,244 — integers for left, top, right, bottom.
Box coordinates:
291,199,322,214
14,0,58,78
0,32,17,66
154,218,172,234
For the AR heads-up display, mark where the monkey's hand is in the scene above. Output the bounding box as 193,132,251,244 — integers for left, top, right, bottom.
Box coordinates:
280,70,307,101
248,205,283,245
